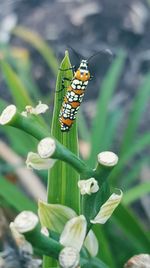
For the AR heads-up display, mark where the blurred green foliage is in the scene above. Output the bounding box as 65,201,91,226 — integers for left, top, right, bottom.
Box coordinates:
0,27,150,267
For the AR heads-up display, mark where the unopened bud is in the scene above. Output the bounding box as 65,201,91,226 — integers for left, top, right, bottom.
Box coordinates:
0,105,16,125
124,254,150,268
98,151,118,167
59,247,80,268
38,137,56,158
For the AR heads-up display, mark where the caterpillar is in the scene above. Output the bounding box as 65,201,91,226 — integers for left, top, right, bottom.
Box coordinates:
59,59,91,132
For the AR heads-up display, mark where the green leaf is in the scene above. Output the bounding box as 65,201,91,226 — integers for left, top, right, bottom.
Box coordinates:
48,50,80,213
120,71,150,155
113,203,150,251
12,26,59,76
88,51,126,167
110,132,150,184
0,176,37,212
82,257,110,268
93,225,115,268
44,51,80,267
103,108,124,150
123,182,150,205
0,60,33,110
122,156,150,189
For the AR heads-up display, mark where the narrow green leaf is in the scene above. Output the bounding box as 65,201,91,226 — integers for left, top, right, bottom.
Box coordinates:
110,132,150,184
120,72,150,155
3,126,37,156
82,257,110,268
12,26,59,76
113,204,150,251
13,55,42,101
88,51,126,167
48,51,80,213
122,156,150,189
123,182,150,205
0,176,37,212
44,51,80,267
103,108,124,150
93,225,115,268
0,98,7,110
0,60,33,110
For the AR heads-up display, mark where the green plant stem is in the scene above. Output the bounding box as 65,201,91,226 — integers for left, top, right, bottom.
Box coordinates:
22,220,93,266
1,107,118,228
82,163,116,229
24,224,63,259
2,109,92,176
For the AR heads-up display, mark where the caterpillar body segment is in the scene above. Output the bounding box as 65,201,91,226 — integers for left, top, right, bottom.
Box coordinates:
59,60,90,132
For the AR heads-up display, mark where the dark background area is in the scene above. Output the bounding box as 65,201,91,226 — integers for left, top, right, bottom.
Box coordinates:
1,0,150,130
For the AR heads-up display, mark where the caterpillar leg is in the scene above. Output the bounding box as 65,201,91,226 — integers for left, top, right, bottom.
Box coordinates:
56,77,72,93
59,65,76,72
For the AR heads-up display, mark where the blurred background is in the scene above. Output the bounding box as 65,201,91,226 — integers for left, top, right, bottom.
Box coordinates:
0,0,150,267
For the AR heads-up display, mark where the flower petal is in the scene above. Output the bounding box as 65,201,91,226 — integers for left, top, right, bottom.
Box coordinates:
60,215,87,252
84,230,99,257
35,101,49,115
78,178,99,195
38,200,77,233
91,190,123,224
41,226,49,237
21,102,48,117
26,152,56,170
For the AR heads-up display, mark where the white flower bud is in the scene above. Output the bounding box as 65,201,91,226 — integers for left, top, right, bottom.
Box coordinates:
124,254,150,268
98,151,118,167
78,178,99,195
13,211,39,233
38,137,56,158
0,105,16,125
59,247,80,268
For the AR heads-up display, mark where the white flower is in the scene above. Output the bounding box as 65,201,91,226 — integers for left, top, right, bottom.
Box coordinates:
21,101,48,117
26,152,56,170
78,178,99,195
38,201,99,256
60,215,87,252
90,190,123,224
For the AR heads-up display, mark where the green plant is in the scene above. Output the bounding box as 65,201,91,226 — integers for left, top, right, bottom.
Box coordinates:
0,28,150,267
0,51,123,268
